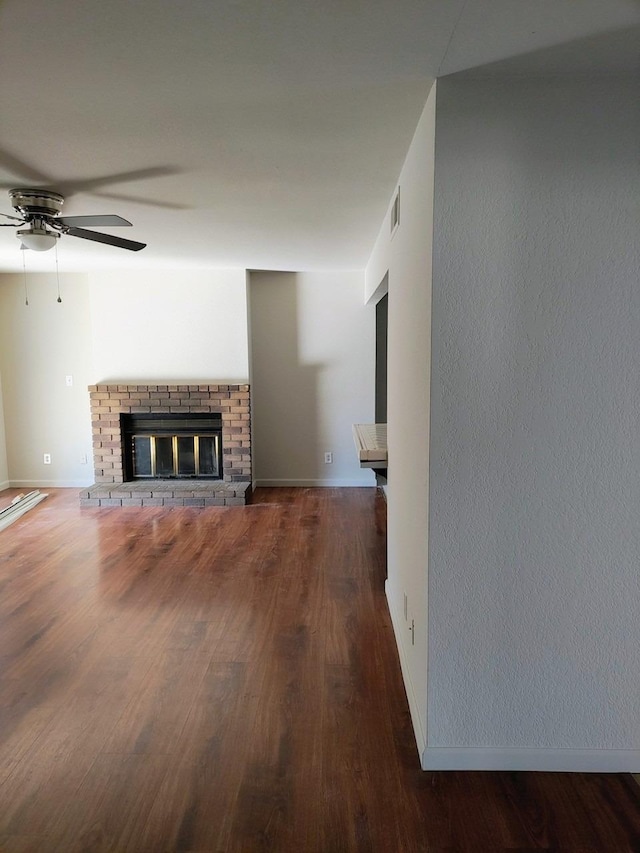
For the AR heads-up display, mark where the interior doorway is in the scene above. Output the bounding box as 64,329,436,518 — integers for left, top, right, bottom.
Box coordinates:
376,292,388,423
375,285,388,486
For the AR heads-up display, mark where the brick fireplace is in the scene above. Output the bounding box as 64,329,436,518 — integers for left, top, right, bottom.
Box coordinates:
80,384,252,507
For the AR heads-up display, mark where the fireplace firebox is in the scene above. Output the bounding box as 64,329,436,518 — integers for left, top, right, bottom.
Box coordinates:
122,414,223,480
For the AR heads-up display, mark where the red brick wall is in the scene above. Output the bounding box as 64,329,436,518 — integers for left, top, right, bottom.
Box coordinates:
89,384,251,484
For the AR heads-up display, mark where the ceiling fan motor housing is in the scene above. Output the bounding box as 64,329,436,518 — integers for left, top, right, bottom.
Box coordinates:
9,188,65,219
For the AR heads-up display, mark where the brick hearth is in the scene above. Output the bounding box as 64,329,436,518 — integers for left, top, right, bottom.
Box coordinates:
80,383,251,507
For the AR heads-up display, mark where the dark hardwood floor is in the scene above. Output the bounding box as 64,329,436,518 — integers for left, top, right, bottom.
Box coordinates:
0,486,638,852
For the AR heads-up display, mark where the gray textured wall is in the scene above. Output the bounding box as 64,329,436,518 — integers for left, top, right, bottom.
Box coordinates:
429,76,640,749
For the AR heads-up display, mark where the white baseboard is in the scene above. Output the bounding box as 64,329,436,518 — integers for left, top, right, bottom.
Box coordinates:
254,479,375,487
421,746,640,772
384,582,640,774
0,480,10,492
385,579,426,760
10,479,92,489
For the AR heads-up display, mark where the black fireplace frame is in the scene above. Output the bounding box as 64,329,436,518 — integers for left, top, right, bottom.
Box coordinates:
121,413,223,481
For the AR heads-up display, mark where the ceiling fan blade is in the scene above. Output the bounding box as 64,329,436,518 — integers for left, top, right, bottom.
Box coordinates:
92,190,189,211
57,214,132,227
65,227,146,252
0,212,24,222
61,166,179,194
0,148,53,184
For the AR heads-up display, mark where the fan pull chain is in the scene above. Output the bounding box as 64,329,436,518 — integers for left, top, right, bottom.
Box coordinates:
22,248,29,306
55,240,62,303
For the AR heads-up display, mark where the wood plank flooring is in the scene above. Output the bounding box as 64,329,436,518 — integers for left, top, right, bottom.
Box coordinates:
0,486,638,852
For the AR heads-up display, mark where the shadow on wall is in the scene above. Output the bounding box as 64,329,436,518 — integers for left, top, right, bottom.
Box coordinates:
249,272,324,485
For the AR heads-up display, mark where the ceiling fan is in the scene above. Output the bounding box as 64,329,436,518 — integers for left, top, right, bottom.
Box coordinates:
0,188,146,252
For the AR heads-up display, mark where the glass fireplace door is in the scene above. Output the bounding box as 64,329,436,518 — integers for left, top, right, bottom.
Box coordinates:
132,434,220,478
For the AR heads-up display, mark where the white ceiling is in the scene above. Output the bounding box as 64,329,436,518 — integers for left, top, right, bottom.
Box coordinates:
0,0,638,273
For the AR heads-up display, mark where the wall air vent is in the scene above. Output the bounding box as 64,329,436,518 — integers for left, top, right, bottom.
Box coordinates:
391,187,400,236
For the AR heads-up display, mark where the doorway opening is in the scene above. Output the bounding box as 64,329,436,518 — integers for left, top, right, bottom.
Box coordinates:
375,285,388,487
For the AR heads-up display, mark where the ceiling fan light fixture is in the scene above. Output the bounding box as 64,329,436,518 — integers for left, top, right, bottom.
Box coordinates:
17,226,59,252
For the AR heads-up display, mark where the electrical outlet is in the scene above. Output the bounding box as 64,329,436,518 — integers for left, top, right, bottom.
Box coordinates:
324,452,333,464
43,453,51,465
65,375,73,387
80,453,88,464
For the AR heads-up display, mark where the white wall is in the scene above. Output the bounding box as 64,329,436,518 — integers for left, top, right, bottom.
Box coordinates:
0,268,251,486
249,270,374,486
365,84,437,756
0,274,94,487
89,269,249,382
0,266,369,488
427,76,640,770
